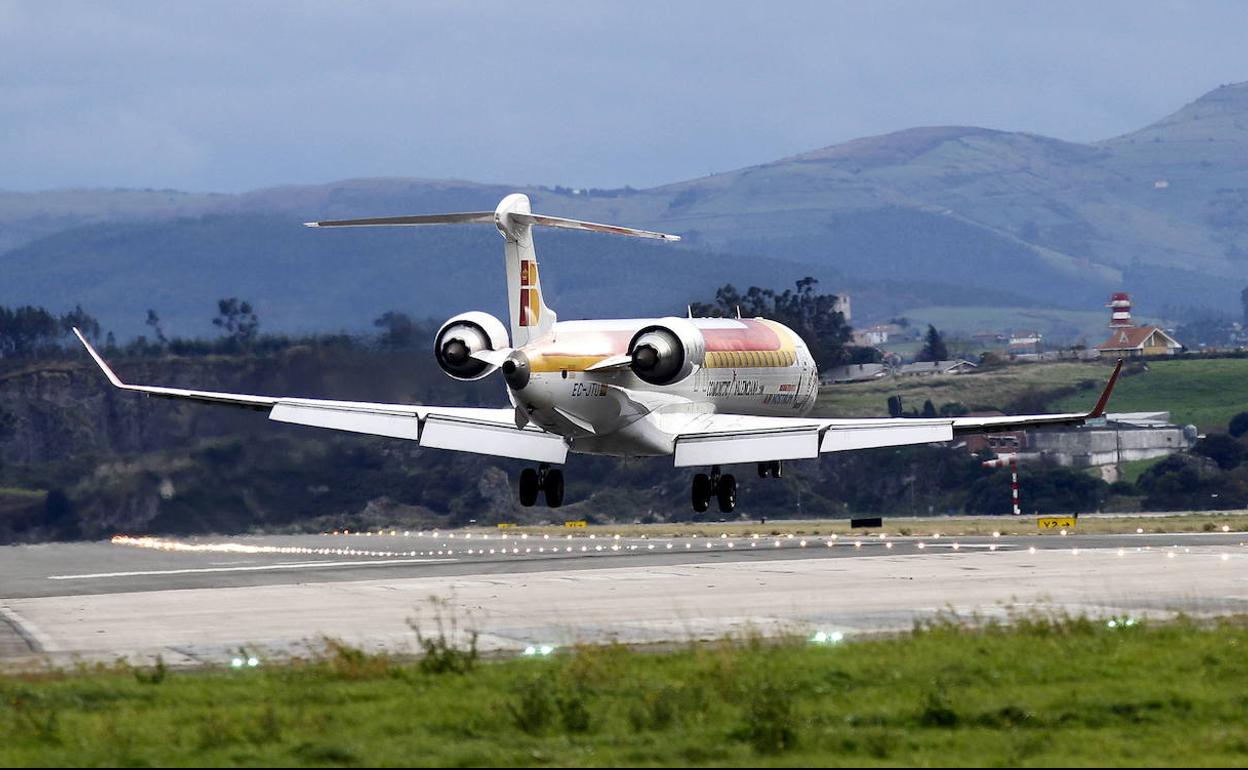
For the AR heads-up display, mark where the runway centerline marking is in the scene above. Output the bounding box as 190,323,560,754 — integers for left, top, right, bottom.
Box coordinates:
48,558,457,581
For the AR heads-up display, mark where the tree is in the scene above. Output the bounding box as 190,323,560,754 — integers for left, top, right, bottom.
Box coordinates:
922,399,937,418
1193,433,1244,471
60,305,101,342
1231,412,1248,439
939,402,969,417
918,325,948,363
374,311,417,349
145,309,168,346
887,395,904,418
0,406,15,471
212,298,259,349
690,277,856,368
0,305,61,358
44,488,80,540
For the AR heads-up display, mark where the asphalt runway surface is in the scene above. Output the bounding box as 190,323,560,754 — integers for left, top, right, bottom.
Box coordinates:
2,528,1246,666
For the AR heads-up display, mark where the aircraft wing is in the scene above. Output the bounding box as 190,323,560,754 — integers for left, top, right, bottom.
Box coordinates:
670,360,1123,467
72,329,568,464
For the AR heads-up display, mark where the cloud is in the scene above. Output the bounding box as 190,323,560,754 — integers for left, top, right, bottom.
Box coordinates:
2,0,1248,192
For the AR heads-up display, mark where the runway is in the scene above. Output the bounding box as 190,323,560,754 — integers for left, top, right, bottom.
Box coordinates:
2,529,1246,666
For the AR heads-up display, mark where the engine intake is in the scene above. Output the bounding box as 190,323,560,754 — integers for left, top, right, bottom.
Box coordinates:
628,318,705,386
434,311,509,381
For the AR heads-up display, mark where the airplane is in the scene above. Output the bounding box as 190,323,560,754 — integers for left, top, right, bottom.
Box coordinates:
73,193,1123,513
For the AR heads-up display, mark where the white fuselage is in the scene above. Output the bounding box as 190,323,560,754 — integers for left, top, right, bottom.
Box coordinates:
505,317,819,458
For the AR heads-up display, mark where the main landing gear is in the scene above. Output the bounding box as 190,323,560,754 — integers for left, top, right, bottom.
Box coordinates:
690,461,783,513
692,466,736,514
519,463,564,508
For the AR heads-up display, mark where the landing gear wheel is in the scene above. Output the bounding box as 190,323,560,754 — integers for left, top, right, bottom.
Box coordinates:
717,474,737,514
544,469,565,508
757,460,782,478
692,473,711,513
519,468,539,507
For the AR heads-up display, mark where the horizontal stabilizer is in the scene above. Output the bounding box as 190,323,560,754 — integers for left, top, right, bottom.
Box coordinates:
305,205,680,241
304,212,493,228
512,213,680,241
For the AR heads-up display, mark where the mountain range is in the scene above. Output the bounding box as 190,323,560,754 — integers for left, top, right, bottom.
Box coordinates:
3,81,1248,340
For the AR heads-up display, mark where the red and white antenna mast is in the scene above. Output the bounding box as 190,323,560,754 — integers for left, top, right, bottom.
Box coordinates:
1108,292,1132,328
982,453,1021,515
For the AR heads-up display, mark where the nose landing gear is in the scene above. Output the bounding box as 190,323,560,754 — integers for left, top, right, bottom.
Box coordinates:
692,466,736,514
519,464,565,508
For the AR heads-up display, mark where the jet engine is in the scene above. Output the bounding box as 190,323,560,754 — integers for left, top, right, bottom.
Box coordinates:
628,317,706,385
434,311,509,381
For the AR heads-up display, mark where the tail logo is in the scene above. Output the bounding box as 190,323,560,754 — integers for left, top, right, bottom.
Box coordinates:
519,259,541,327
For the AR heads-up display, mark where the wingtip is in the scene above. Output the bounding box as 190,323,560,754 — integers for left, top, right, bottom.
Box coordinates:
303,221,321,228
1089,358,1125,418
73,327,126,388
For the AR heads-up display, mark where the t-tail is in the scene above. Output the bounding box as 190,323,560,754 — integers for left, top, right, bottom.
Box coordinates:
306,193,680,347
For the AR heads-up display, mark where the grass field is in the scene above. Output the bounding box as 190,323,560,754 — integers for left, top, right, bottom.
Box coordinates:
1117,457,1167,485
900,305,1122,342
3,615,1247,766
815,360,1112,418
1050,358,1248,431
817,357,1248,431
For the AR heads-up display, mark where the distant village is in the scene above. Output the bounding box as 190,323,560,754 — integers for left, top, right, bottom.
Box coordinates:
825,291,1186,386
825,291,1206,483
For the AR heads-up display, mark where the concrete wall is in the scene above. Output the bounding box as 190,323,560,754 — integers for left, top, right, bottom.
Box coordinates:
1025,425,1192,467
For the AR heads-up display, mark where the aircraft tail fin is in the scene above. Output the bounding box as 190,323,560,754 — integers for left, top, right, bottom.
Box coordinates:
305,193,680,347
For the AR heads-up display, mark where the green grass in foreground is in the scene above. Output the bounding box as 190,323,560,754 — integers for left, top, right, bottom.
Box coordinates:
4,616,1248,766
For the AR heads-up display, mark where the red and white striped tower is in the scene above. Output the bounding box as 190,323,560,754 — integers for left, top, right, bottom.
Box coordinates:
981,453,1021,515
1108,292,1132,328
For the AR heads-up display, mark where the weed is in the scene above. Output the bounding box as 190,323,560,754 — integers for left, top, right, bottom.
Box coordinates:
917,688,959,728
317,637,397,680
975,704,1035,728
508,674,557,735
133,656,168,685
557,689,592,733
408,596,479,675
734,681,798,754
294,741,358,764
9,696,61,745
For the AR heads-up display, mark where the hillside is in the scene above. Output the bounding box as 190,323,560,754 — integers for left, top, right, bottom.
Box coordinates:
4,82,1248,335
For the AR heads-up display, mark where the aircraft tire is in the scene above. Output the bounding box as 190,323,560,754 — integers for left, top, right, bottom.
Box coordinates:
519,468,540,507
692,473,711,512
545,469,565,508
717,474,737,514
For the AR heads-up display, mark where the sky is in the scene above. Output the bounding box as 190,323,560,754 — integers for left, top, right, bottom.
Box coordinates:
3,0,1248,193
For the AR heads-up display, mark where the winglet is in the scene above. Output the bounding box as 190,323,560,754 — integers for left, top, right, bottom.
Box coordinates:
1088,358,1124,418
72,327,127,389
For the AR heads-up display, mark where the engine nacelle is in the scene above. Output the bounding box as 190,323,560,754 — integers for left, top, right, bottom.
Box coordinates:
434,311,509,381
628,317,706,386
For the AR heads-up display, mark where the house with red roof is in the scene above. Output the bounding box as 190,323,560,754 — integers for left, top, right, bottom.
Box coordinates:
1096,325,1182,357
1095,292,1183,357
